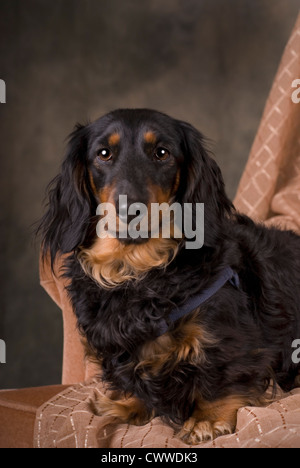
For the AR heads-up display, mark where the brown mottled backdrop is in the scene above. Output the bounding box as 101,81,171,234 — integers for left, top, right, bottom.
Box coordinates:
0,0,299,388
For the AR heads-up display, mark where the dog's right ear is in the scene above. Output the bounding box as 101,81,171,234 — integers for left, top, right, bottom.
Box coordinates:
37,123,95,269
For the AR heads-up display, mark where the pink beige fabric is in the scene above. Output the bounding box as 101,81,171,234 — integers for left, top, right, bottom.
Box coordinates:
234,14,300,232
35,14,300,448
39,255,99,385
34,380,300,448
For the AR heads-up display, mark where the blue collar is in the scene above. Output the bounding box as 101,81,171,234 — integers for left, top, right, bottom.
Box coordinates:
158,266,240,336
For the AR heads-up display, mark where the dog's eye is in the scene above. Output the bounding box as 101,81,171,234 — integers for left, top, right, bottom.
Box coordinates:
97,148,113,161
155,147,170,161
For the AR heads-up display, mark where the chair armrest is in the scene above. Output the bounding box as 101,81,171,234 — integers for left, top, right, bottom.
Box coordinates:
0,385,68,448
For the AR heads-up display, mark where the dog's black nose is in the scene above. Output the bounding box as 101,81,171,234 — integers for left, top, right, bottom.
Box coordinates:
117,198,147,224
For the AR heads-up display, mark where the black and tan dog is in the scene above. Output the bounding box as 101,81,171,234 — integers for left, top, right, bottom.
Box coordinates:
38,109,300,444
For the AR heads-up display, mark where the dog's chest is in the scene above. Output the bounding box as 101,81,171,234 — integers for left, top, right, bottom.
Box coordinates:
68,259,208,356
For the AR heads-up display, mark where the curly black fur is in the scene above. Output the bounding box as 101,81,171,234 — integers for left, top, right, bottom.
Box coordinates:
37,109,300,427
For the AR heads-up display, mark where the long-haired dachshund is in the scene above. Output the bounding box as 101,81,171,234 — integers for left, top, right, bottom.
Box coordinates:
38,109,300,444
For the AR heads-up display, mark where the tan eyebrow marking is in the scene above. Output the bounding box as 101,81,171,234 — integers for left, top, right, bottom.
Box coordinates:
144,131,157,145
108,132,121,146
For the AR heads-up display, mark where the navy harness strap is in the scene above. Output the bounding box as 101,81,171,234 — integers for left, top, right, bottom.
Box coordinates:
158,266,240,336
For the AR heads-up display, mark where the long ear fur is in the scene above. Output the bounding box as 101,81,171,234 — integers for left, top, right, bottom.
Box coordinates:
178,121,234,245
37,124,95,267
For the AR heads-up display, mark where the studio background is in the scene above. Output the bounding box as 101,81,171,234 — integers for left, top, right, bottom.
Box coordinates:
0,0,299,389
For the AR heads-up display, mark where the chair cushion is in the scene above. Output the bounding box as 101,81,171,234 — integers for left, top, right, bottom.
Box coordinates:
0,385,68,448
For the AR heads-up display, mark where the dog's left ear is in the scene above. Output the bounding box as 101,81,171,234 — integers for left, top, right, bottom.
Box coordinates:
178,120,234,219
37,123,96,268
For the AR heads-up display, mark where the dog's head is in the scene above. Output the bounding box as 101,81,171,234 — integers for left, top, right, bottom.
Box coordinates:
38,109,233,285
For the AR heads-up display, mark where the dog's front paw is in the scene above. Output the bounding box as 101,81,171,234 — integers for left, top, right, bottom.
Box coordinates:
178,417,233,445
